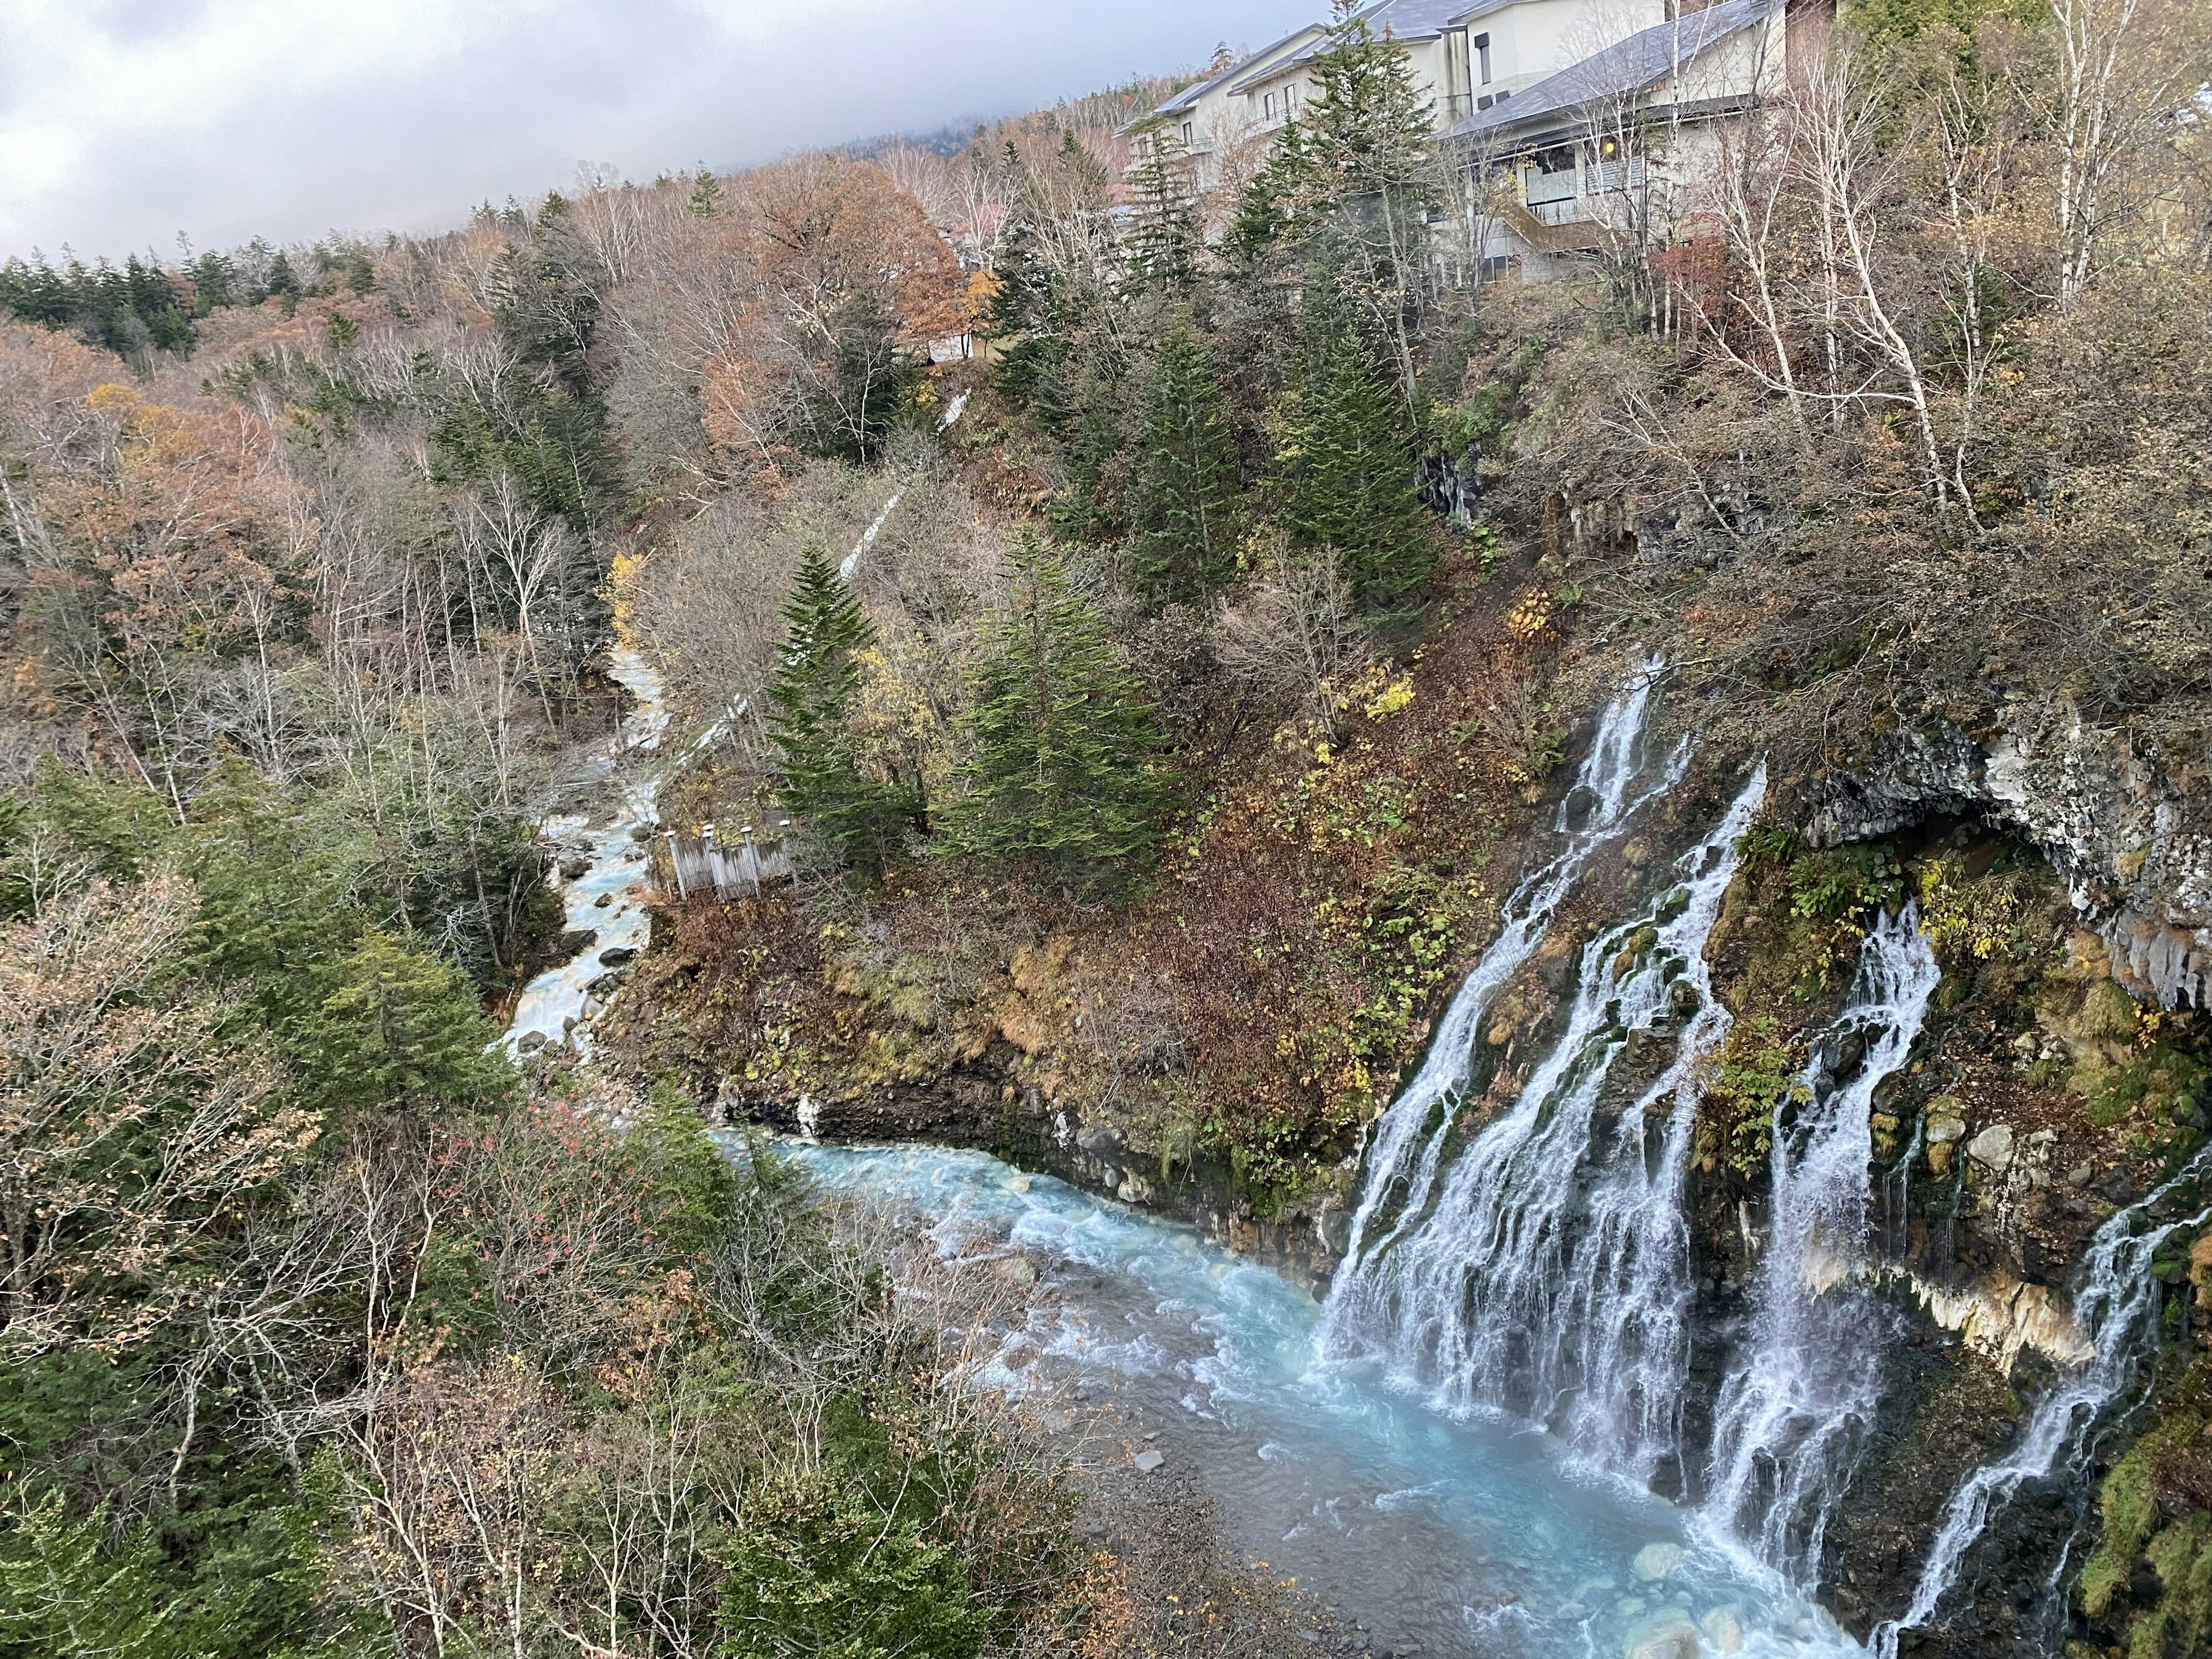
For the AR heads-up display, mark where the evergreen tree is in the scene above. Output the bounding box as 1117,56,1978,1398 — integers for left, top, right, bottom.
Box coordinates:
1271,4,1444,407
687,165,725,217
1304,4,1438,204
1123,122,1202,296
768,548,919,877
263,250,300,314
1228,118,1317,264
1275,288,1434,613
981,215,1060,411
955,538,1161,895
1130,322,1242,608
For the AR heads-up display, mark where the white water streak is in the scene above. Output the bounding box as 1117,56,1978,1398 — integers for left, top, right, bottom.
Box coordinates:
1330,656,1685,1276
1329,753,1766,1488
1872,1153,2212,1656
1704,908,1941,1582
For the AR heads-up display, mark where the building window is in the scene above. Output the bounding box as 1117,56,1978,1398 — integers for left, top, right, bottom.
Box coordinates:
1474,32,1492,84
1182,120,1194,146
1286,82,1298,111
1477,93,1493,111
1265,91,1278,119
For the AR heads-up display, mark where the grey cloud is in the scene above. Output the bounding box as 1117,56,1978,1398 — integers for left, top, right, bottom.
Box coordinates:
3,0,1310,260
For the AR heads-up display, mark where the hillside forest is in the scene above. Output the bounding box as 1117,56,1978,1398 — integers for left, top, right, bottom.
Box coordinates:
2,0,2211,1655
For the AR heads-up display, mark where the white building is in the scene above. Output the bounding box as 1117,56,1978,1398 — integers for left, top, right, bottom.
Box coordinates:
1138,0,1828,278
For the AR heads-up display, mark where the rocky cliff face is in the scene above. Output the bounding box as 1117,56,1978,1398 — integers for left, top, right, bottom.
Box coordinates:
1801,705,2212,1010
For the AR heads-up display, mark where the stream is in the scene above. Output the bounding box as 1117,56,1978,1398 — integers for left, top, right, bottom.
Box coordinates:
779,1137,1854,1659
513,609,2191,1657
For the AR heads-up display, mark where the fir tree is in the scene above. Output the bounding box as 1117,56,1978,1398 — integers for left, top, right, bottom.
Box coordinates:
1275,289,1434,613
956,539,1161,895
1228,118,1316,264
1304,4,1438,204
1130,322,1242,608
686,165,725,217
1123,122,1202,296
768,547,919,877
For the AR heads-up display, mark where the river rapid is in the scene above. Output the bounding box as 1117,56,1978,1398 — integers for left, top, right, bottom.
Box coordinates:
778,1138,1859,1659
524,628,2186,1659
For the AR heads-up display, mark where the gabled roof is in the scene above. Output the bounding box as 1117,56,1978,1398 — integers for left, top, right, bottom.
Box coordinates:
1150,23,1328,117
1223,0,1471,92
1445,0,1774,138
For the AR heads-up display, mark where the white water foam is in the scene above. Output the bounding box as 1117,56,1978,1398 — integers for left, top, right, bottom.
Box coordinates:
1703,908,1941,1583
1332,656,1688,1278
1872,1152,2212,1657
1326,763,1767,1491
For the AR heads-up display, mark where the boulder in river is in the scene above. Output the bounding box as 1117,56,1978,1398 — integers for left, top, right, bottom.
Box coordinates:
1132,1449,1165,1473
1622,1607,1700,1659
1631,1542,1684,1581
1697,1607,1744,1654
599,945,637,967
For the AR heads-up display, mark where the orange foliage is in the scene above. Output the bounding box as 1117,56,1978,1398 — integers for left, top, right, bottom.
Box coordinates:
700,156,967,466
43,383,306,656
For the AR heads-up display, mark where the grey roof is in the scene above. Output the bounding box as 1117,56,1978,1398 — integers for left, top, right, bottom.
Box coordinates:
1447,0,1774,138
1154,24,1326,115
1224,0,1472,91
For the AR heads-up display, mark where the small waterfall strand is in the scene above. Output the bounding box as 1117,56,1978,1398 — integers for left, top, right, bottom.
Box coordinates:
1327,766,1766,1490
1334,657,1687,1278
1872,1151,2212,1658
1702,907,1942,1584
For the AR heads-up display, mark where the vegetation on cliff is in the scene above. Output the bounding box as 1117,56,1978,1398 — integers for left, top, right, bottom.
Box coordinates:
4,0,2212,1649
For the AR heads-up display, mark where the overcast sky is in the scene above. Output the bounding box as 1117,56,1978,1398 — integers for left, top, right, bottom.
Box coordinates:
0,0,1311,264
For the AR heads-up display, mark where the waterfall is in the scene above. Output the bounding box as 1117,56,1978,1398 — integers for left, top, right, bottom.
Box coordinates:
1703,908,1941,1582
1872,1152,2212,1657
1334,656,1686,1274
1325,759,1766,1490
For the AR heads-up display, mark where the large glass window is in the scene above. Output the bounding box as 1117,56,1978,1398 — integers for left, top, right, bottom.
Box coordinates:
1474,32,1492,84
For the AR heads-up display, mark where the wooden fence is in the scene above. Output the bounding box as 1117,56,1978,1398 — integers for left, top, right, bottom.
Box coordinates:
649,821,797,902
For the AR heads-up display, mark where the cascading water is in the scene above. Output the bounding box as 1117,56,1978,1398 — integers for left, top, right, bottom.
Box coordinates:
1702,908,1942,1583
1872,1152,2212,1657
1325,762,1767,1489
1335,657,1687,1278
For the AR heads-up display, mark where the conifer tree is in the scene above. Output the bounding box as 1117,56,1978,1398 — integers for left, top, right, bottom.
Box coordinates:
956,539,1162,895
686,165,725,217
1124,123,1202,296
768,548,919,877
1275,289,1434,613
1130,323,1242,608
1278,4,1443,404
1304,4,1438,204
1228,118,1317,263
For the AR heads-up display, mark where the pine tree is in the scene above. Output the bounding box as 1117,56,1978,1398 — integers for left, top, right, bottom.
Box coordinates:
956,539,1162,895
1275,289,1434,613
1129,323,1242,608
1289,5,1444,406
1123,123,1202,296
768,547,919,877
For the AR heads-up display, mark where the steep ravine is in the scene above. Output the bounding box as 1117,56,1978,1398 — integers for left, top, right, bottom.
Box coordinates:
602,656,2210,1657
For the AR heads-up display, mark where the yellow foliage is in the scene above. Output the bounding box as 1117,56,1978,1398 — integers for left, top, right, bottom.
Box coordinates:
1918,858,2032,963
1505,586,1553,642
1363,675,1416,721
